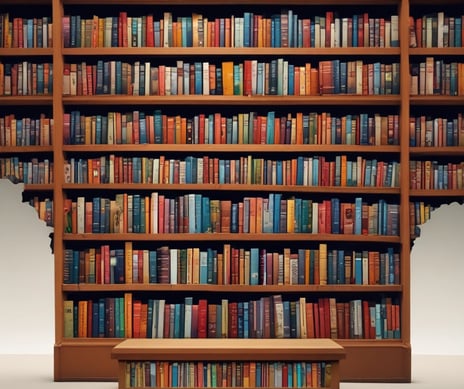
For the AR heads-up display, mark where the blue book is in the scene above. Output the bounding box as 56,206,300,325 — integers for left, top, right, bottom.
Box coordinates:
337,250,345,284
272,193,282,232
354,252,363,284
287,64,294,95
231,203,238,233
138,112,147,144
455,18,462,47
250,248,259,285
243,12,251,47
354,197,363,234
132,194,141,233
149,251,157,283
359,113,369,145
194,62,202,94
276,160,283,184
266,111,275,144
195,194,202,233
243,302,249,338
373,62,381,94
352,15,358,47
199,251,208,284
333,59,340,94
201,196,211,232
98,299,105,337
331,198,340,234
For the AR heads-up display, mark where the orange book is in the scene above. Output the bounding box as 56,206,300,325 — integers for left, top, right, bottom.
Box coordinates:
310,68,319,95
124,241,133,284
222,61,234,95
124,293,133,338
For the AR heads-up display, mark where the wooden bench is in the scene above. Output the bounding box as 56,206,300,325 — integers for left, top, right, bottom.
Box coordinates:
112,338,345,389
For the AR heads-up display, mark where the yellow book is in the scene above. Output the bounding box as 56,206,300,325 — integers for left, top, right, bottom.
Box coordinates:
319,243,328,285
125,241,133,284
63,300,74,338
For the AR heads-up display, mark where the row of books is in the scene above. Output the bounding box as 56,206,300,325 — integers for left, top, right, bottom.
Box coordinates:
0,157,53,185
0,62,53,96
410,58,464,96
28,196,53,227
0,14,53,48
63,11,399,49
0,114,53,147
409,160,464,190
63,294,401,340
64,110,400,146
409,114,464,147
409,14,463,48
63,243,400,286
62,59,401,97
124,360,332,388
64,154,400,188
409,201,435,238
65,194,400,236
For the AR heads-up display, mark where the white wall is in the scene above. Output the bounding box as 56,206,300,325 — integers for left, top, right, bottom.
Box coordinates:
0,179,54,354
411,201,464,355
0,178,463,355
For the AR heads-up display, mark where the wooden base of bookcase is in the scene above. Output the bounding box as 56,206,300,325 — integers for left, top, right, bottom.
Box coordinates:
338,341,411,383
111,339,346,389
54,340,410,383
54,340,119,381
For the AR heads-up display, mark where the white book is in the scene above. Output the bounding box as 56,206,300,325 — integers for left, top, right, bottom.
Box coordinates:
157,299,165,338
150,192,158,233
169,248,178,284
77,196,85,233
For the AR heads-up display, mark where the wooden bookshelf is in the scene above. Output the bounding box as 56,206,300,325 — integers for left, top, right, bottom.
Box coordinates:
2,0,463,384
111,338,346,389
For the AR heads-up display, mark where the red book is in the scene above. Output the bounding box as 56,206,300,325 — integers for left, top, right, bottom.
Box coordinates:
228,302,238,337
313,302,320,337
243,60,252,96
197,299,208,338
146,14,154,47
207,304,217,338
306,302,315,338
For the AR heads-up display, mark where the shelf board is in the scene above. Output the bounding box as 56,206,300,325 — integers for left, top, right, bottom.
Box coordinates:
409,47,464,56
62,95,402,106
409,146,464,156
0,146,54,153
61,0,401,5
61,183,401,194
23,183,54,191
62,144,401,153
0,48,53,56
0,96,53,105
63,232,401,243
409,189,464,197
63,47,401,56
62,283,403,293
409,96,464,105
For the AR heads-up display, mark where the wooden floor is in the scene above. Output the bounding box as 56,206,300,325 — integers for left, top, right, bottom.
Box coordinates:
0,354,462,389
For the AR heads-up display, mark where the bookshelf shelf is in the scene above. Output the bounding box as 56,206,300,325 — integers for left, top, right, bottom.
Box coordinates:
61,96,403,106
409,189,464,197
61,183,401,194
0,146,54,153
5,0,461,384
62,144,402,153
0,48,54,56
62,47,402,56
62,232,402,243
62,284,403,293
0,96,53,105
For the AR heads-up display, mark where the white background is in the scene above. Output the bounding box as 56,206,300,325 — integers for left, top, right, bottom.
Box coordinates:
0,179,463,354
